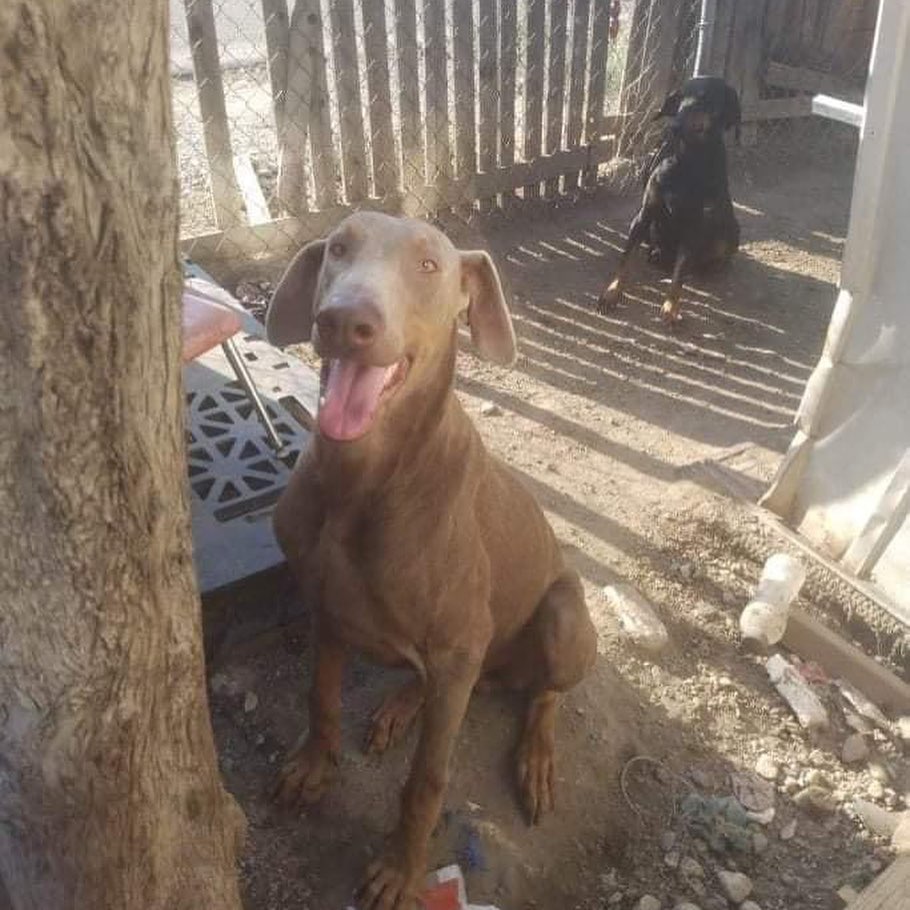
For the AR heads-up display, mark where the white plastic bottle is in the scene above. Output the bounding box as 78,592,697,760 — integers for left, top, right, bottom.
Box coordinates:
739,553,806,651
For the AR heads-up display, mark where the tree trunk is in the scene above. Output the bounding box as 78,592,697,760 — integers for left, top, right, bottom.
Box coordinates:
0,3,245,909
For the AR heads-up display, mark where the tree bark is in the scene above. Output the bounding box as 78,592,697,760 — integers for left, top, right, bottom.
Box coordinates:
0,3,245,909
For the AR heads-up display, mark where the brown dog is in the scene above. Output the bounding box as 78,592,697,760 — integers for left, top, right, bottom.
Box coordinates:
266,212,597,910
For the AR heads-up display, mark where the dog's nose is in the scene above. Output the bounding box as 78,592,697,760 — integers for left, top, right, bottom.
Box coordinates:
315,299,383,350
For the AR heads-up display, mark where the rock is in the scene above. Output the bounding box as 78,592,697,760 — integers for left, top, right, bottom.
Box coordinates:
779,819,797,841
794,786,837,814
746,807,776,826
867,780,886,800
608,893,624,905
836,884,859,905
766,654,829,731
636,896,661,910
717,870,753,903
755,754,779,781
674,903,702,910
898,716,910,741
664,849,681,869
892,813,910,854
479,402,502,417
679,857,705,879
741,903,762,910
842,734,869,764
732,771,776,813
603,583,669,653
852,798,902,837
869,760,892,784
752,831,769,855
805,769,831,789
783,776,800,795
243,691,259,713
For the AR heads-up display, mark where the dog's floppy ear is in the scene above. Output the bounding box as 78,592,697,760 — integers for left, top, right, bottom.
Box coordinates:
653,90,682,121
460,250,517,367
265,239,326,346
722,84,742,135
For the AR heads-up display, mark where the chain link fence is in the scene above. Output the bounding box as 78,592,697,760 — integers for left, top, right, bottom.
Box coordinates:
170,0,876,273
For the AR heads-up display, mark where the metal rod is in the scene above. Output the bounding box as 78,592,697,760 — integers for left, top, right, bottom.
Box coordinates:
693,0,717,76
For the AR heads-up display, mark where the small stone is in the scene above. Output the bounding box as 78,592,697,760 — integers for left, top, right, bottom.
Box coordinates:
780,819,797,840
898,716,910,741
674,903,702,910
805,769,831,789
660,831,678,851
852,798,902,837
717,870,753,903
608,894,624,906
755,754,780,781
741,903,762,910
783,776,801,795
794,786,837,813
679,857,705,879
636,896,661,910
836,885,859,905
480,402,502,417
842,734,869,764
869,760,892,784
867,780,886,800
664,850,681,869
243,691,259,713
752,831,770,854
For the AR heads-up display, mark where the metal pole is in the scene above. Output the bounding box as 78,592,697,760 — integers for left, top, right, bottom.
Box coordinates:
693,0,717,75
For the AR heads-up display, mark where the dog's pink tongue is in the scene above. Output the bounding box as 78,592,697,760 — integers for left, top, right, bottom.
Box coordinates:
318,358,393,441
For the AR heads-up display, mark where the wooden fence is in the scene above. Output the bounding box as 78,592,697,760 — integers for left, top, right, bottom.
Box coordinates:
178,0,877,268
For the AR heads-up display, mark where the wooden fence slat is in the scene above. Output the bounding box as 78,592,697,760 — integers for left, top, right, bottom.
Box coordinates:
261,0,290,136
565,0,591,190
585,0,610,187
362,0,400,198
395,0,424,192
478,0,498,173
330,0,370,202
708,0,734,75
523,0,546,198
545,0,569,197
453,0,478,181
280,0,338,212
728,0,766,145
424,0,451,186
499,0,518,170
184,0,247,228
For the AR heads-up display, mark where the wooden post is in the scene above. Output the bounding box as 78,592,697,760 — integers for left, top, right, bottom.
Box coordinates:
330,0,370,203
184,0,247,229
453,0,478,183
544,0,569,197
565,0,591,190
523,0,546,199
395,0,425,195
728,0,767,146
261,0,290,135
499,0,518,204
363,0,400,198
708,0,734,75
478,0,499,209
424,0,451,187
585,0,610,185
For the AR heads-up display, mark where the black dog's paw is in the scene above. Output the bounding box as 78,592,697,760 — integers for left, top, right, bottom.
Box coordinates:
596,280,623,313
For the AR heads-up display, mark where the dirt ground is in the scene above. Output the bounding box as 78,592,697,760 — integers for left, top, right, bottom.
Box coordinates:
205,153,909,910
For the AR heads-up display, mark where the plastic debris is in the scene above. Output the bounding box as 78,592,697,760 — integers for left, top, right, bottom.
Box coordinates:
680,794,755,854
603,583,669,653
739,553,805,650
345,865,500,910
766,653,829,731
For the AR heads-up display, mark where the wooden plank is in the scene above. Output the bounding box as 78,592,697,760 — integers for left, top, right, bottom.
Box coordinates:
742,95,813,120
586,0,610,140
848,857,910,910
618,0,650,127
478,0,498,174
181,138,617,263
544,0,569,196
261,0,290,134
453,0,477,181
499,0,518,170
362,0,400,198
782,610,910,717
395,0,424,192
523,0,546,199
233,154,271,224
279,0,338,212
766,60,862,102
708,0,734,76
183,0,247,228
736,0,767,146
812,93,864,128
329,0,370,202
764,0,790,60
424,0,451,185
565,0,591,190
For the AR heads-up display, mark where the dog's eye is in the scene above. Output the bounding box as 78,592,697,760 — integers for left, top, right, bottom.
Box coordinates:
329,241,346,258
419,258,438,273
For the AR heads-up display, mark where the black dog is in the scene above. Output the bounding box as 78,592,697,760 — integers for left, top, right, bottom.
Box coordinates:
597,76,741,324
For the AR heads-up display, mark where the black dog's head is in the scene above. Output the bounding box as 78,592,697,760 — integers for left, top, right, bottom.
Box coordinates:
654,76,741,143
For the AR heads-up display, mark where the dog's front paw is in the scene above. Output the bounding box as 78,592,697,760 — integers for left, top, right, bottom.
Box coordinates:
596,279,623,313
272,737,338,806
358,855,421,910
516,727,556,825
660,298,682,325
